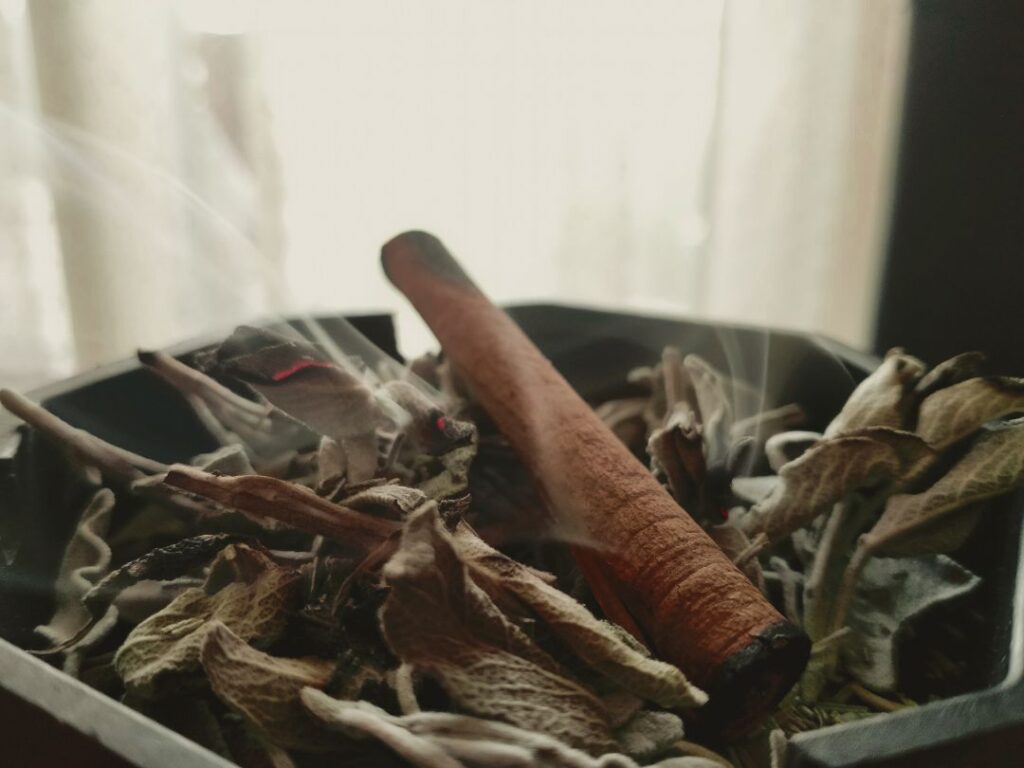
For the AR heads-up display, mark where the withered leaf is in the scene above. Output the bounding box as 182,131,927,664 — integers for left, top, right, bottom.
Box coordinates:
764,431,821,473
84,533,244,620
614,709,684,761
825,349,924,437
410,440,478,501
315,437,347,493
647,407,705,513
339,482,429,520
454,526,707,709
914,351,986,399
36,489,115,647
200,621,337,751
379,380,476,457
862,419,1024,557
683,355,733,467
300,692,462,768
730,475,780,506
916,376,1024,450
380,505,617,754
114,555,299,698
301,691,695,768
842,555,980,692
738,428,934,545
191,444,256,476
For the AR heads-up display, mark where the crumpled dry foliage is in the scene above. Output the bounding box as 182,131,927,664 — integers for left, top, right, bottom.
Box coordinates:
114,548,298,698
12,322,1024,768
379,504,618,754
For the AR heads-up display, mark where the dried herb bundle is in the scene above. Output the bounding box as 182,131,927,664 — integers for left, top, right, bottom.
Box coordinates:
2,324,1022,768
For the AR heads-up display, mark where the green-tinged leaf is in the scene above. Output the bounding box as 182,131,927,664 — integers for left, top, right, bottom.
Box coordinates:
454,525,707,709
379,505,617,754
914,352,986,399
916,376,1024,450
825,349,924,437
862,419,1024,556
738,428,933,545
842,555,981,692
114,551,299,698
200,621,337,751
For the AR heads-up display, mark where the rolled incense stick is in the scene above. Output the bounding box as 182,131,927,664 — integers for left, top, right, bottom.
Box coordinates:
381,231,809,732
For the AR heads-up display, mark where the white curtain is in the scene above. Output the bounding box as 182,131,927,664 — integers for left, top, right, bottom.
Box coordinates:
0,0,909,390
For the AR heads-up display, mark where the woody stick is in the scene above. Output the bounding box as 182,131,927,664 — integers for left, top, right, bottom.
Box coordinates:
381,231,809,732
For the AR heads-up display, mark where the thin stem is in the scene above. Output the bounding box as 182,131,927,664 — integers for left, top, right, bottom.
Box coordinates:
830,543,872,635
849,682,913,713
163,464,400,550
732,532,768,569
141,350,266,419
0,389,167,482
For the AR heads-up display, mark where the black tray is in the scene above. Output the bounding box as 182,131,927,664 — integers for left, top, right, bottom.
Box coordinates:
0,305,1020,767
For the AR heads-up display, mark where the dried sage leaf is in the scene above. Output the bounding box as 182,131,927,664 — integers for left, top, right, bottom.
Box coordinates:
647,407,705,513
454,526,707,709
683,355,733,467
730,476,780,506
114,555,299,697
85,533,244,620
824,349,924,437
764,431,821,473
916,376,1024,450
380,505,617,754
36,489,116,647
842,555,980,692
862,419,1024,556
739,428,933,544
914,352,986,399
614,710,684,761
200,621,337,751
300,692,462,768
339,482,429,520
191,444,256,476
302,691,693,768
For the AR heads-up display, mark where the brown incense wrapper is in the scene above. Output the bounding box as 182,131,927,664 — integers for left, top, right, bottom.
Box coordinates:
381,231,808,733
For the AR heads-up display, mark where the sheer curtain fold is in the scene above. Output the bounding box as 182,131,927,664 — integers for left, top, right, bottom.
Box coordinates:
0,0,909,389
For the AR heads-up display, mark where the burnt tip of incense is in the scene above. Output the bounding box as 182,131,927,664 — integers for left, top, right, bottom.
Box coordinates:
137,350,158,366
381,230,476,291
691,621,811,738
